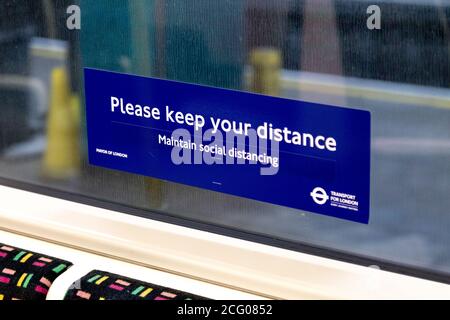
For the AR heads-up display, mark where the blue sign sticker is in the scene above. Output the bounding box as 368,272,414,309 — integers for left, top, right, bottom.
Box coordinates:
84,68,371,223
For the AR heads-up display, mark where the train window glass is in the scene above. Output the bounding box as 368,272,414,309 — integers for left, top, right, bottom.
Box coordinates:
0,0,449,282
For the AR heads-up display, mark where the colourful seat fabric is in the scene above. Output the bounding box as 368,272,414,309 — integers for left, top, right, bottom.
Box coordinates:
65,270,208,300
0,243,72,300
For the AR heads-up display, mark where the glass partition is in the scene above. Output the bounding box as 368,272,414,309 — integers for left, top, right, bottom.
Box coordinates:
0,0,449,282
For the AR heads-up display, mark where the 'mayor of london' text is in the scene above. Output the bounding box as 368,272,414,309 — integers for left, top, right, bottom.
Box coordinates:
96,148,128,158
110,96,337,152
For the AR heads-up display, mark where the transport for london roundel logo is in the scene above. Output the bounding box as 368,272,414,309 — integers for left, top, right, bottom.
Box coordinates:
310,187,329,205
